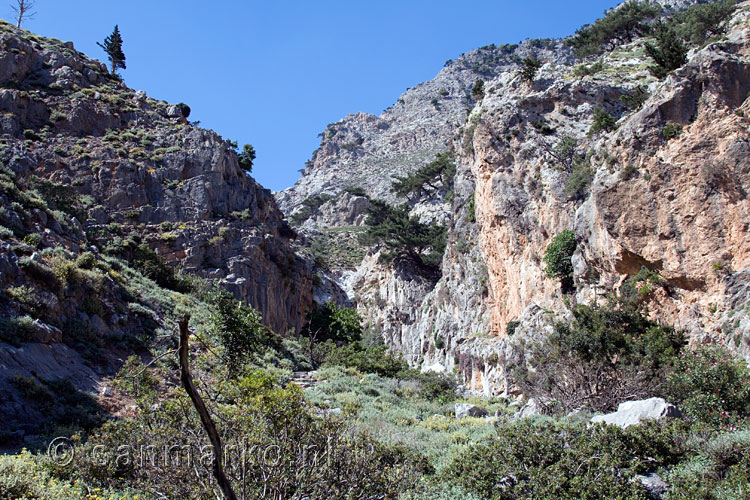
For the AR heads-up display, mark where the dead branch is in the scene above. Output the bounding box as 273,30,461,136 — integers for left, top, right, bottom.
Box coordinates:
178,315,238,500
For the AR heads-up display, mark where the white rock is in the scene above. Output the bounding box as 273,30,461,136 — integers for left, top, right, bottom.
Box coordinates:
455,403,488,419
591,398,682,429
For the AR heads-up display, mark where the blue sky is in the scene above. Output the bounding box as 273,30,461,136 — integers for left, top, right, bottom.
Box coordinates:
10,0,620,191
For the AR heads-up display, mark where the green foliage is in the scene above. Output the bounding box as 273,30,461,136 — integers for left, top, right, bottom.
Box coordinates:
519,56,543,83
471,79,485,99
116,241,190,293
362,199,446,278
620,85,650,110
564,154,594,200
548,135,582,171
515,300,686,413
391,151,456,200
22,232,42,247
75,251,97,270
646,23,688,79
0,450,141,500
588,106,618,136
71,369,426,500
321,342,409,378
304,302,362,344
31,177,93,221
667,345,750,428
506,320,520,336
0,315,36,346
442,418,688,500
543,229,577,292
571,59,605,78
237,143,256,172
662,122,684,140
531,119,555,135
568,0,661,58
466,192,476,223
290,193,333,225
673,0,737,45
664,429,750,499
97,25,126,74
208,289,279,373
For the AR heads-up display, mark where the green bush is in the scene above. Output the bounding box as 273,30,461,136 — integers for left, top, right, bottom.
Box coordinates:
506,320,520,336
0,451,141,500
571,59,604,78
304,302,362,344
588,106,618,136
208,289,279,374
23,232,42,247
620,85,650,110
71,369,427,499
662,122,683,140
673,0,737,45
543,229,577,292
466,192,476,223
564,155,594,200
75,251,97,270
667,345,750,428
568,0,661,57
471,79,485,99
290,193,333,226
515,300,686,413
0,315,37,345
646,23,688,79
520,57,543,83
321,342,409,378
441,418,686,500
237,143,256,172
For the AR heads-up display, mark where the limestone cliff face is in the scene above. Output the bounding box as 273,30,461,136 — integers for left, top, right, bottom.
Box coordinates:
279,1,750,396
463,2,750,393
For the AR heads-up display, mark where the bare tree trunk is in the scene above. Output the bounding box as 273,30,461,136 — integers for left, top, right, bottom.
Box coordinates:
12,0,36,28
178,315,239,500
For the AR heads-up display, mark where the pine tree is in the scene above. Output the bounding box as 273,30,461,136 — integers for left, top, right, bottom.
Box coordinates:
520,57,543,83
97,25,127,75
645,23,687,79
238,144,256,172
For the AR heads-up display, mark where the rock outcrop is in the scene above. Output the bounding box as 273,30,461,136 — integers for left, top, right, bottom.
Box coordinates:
0,20,313,437
591,398,683,428
277,1,750,397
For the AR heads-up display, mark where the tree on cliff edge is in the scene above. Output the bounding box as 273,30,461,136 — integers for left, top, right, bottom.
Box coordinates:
10,0,35,28
98,25,127,75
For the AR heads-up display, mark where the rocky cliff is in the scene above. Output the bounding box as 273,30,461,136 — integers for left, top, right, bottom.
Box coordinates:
279,0,750,396
0,20,312,439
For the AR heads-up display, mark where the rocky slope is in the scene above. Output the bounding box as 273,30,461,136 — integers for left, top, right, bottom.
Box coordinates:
0,20,312,439
279,0,750,396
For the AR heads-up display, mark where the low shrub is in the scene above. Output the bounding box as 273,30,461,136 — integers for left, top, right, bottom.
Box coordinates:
588,106,618,136
662,122,683,140
441,418,687,500
515,300,686,414
666,345,750,428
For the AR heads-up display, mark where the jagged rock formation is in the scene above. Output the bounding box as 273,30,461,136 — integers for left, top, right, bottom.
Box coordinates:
278,1,750,396
0,20,312,437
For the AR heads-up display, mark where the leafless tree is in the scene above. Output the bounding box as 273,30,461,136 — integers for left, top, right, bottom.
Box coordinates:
10,0,35,28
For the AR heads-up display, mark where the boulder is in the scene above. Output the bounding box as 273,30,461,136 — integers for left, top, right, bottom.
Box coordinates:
513,398,542,419
591,398,682,429
455,403,488,419
636,472,669,500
